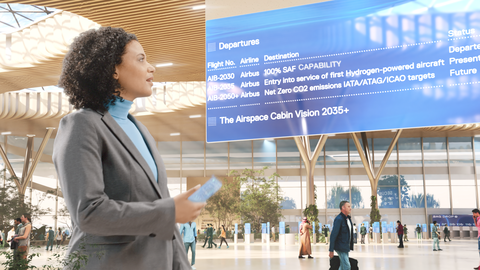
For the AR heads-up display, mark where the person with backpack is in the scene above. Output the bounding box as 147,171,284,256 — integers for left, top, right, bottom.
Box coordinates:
416,224,422,240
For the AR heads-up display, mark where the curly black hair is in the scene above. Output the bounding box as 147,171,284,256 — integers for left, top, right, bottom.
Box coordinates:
58,27,138,112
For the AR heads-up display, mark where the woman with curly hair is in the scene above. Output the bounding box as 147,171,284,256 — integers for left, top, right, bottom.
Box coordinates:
53,27,205,269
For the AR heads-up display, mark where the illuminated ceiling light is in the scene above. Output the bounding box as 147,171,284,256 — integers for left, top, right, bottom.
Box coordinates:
192,5,206,10
328,134,336,137
411,7,428,13
466,0,474,10
135,112,154,116
189,114,202,118
435,0,462,8
156,63,173,67
170,132,181,136
391,129,398,132
1,132,12,135
429,0,438,8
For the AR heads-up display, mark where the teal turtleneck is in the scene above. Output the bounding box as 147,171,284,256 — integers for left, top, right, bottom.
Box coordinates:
108,98,158,182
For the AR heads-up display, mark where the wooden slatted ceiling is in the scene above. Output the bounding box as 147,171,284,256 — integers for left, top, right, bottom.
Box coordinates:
0,0,206,92
1,1,480,140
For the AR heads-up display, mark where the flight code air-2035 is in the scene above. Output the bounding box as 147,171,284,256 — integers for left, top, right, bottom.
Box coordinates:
219,106,349,124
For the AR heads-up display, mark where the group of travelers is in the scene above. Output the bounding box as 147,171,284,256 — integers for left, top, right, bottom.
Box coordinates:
180,222,230,269
399,220,453,251
1,214,72,268
295,201,356,269
45,226,69,251
199,223,230,249
2,214,32,269
294,201,468,270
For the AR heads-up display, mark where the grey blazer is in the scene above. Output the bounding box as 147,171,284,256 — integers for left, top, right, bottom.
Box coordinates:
53,108,190,269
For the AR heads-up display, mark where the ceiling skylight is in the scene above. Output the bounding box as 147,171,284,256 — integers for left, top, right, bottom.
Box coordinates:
0,3,58,33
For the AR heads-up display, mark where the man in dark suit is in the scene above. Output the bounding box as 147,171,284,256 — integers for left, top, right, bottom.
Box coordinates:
329,201,353,270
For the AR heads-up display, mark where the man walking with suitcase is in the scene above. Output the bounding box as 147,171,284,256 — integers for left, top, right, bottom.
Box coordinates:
329,201,354,270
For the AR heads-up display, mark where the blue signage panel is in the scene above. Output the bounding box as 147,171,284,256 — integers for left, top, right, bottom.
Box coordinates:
381,221,388,233
279,222,285,234
378,187,399,208
432,214,475,226
422,224,427,233
235,223,238,234
267,222,270,234
388,222,394,233
206,0,480,142
373,222,380,233
262,223,267,234
245,223,251,234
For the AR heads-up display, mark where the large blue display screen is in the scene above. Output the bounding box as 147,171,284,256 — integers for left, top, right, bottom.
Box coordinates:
206,0,480,142
432,214,475,226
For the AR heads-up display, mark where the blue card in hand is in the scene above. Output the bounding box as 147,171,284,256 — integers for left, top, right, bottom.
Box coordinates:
188,176,223,202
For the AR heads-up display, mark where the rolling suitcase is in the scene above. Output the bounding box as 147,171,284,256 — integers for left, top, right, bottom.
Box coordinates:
329,255,359,270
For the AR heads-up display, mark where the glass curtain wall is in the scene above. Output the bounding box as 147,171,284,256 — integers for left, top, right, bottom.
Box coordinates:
448,137,476,208
277,139,302,209
423,137,450,209
2,135,480,228
398,138,424,208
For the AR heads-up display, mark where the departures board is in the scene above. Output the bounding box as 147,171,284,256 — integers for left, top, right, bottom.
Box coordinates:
205,0,480,142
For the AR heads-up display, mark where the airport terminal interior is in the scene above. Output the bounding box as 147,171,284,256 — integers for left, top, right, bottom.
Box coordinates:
1,0,480,269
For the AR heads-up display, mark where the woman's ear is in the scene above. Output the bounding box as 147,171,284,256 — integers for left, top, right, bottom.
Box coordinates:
113,66,120,80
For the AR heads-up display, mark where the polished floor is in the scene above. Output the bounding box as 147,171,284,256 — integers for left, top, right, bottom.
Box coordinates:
0,239,478,269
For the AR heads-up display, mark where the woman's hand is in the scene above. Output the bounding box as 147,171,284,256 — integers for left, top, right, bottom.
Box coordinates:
173,185,206,224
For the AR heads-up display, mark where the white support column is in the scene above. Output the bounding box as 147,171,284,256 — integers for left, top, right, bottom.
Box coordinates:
294,135,328,206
